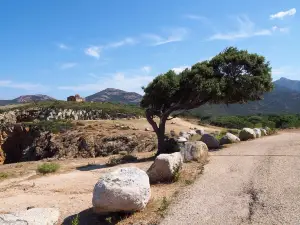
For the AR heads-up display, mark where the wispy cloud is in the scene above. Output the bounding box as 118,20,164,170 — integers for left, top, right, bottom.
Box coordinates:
84,46,101,59
172,65,189,74
57,43,70,50
60,62,77,69
272,26,289,33
141,66,151,73
270,8,296,20
144,28,188,46
184,14,207,21
0,80,46,91
105,38,137,48
272,66,300,80
209,16,272,41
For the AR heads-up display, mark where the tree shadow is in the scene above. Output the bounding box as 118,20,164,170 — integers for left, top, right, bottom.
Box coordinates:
62,208,133,225
76,164,107,171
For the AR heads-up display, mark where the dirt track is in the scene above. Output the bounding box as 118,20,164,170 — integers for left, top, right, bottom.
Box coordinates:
161,131,300,225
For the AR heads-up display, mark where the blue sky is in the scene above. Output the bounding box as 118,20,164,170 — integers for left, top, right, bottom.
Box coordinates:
0,0,299,100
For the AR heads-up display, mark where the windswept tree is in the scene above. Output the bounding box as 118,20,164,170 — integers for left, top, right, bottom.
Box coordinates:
141,47,273,155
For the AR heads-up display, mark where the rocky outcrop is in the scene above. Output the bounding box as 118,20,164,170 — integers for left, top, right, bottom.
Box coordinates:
200,134,220,149
0,124,156,164
0,108,141,123
0,208,60,225
147,152,183,183
239,128,256,141
92,167,151,214
220,133,240,145
181,141,208,162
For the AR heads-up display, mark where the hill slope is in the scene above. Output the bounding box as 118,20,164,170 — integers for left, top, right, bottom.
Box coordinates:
274,77,300,92
85,88,142,104
0,95,55,106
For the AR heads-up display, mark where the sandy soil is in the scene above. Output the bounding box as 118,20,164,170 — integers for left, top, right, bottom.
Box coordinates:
161,131,300,225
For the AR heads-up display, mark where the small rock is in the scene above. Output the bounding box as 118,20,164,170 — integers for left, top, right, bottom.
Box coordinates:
93,167,151,214
200,134,220,149
181,141,208,162
147,152,183,183
145,128,151,131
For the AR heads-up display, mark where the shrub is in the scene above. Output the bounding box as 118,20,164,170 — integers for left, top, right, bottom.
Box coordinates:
0,172,9,180
37,163,60,174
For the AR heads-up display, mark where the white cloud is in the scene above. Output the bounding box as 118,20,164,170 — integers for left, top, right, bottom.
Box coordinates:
144,28,188,46
141,66,151,73
172,65,189,74
58,73,153,94
60,62,77,69
272,26,289,33
272,66,300,80
106,38,137,48
270,8,296,20
84,46,101,59
57,43,70,50
0,80,46,91
209,16,272,41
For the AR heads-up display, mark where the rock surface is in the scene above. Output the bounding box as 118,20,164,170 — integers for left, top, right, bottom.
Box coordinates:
196,129,205,135
181,141,208,162
0,208,60,225
92,167,151,214
177,137,188,143
239,128,256,141
220,133,240,145
260,128,267,136
200,134,220,149
147,152,183,183
253,128,262,138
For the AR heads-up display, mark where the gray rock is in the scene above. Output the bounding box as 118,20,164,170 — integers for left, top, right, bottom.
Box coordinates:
0,208,60,225
239,128,256,141
181,141,208,162
220,133,240,145
253,128,262,138
147,152,183,183
93,167,151,214
200,134,220,149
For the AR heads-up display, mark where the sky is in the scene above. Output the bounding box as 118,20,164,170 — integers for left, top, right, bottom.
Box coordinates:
0,0,299,100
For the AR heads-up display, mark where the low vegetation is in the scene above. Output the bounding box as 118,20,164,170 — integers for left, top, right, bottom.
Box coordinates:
22,120,74,133
199,114,300,130
0,172,9,180
37,162,60,174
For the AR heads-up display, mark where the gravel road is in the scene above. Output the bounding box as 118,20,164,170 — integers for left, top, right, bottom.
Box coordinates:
161,132,300,225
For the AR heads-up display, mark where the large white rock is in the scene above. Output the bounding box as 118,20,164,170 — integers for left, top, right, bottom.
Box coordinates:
181,141,208,162
253,128,262,138
0,208,60,225
239,128,256,141
92,167,151,214
187,130,197,136
260,128,267,136
147,152,183,183
200,134,220,149
220,133,240,145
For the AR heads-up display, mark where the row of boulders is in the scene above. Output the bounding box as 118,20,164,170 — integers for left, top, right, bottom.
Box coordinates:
92,141,209,214
0,108,141,123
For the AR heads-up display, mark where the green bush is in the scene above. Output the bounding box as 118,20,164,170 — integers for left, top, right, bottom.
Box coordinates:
22,120,73,134
37,163,60,174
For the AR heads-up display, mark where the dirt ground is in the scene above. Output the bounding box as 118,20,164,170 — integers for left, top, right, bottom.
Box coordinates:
0,117,216,224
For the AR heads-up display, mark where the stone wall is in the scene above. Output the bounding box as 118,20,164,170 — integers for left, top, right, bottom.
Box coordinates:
0,108,141,124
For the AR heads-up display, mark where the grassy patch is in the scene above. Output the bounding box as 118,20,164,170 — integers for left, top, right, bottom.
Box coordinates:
157,197,170,217
37,163,60,174
22,120,74,134
0,172,9,180
71,214,80,225
106,154,138,167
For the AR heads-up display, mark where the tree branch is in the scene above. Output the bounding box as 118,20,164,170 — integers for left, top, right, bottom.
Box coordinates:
145,109,159,133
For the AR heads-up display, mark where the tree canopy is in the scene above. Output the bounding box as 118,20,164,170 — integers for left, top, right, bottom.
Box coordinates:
141,47,273,154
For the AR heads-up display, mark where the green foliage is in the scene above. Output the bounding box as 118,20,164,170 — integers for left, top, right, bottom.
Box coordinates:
200,114,300,129
37,163,60,174
71,214,80,225
22,120,74,134
0,172,9,180
157,197,170,215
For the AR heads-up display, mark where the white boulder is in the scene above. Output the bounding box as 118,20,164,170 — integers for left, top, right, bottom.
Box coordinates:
260,128,267,136
253,128,262,138
220,133,240,145
200,134,220,149
196,129,205,135
239,128,256,141
187,130,197,136
92,167,151,214
177,136,188,143
147,152,183,183
181,141,208,162
0,208,60,225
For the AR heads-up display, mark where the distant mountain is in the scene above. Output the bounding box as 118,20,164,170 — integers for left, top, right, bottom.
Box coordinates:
274,77,300,92
191,81,300,116
0,95,55,106
85,88,142,104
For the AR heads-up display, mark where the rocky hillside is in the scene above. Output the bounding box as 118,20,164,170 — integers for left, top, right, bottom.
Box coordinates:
0,94,55,106
85,88,142,104
274,77,300,92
